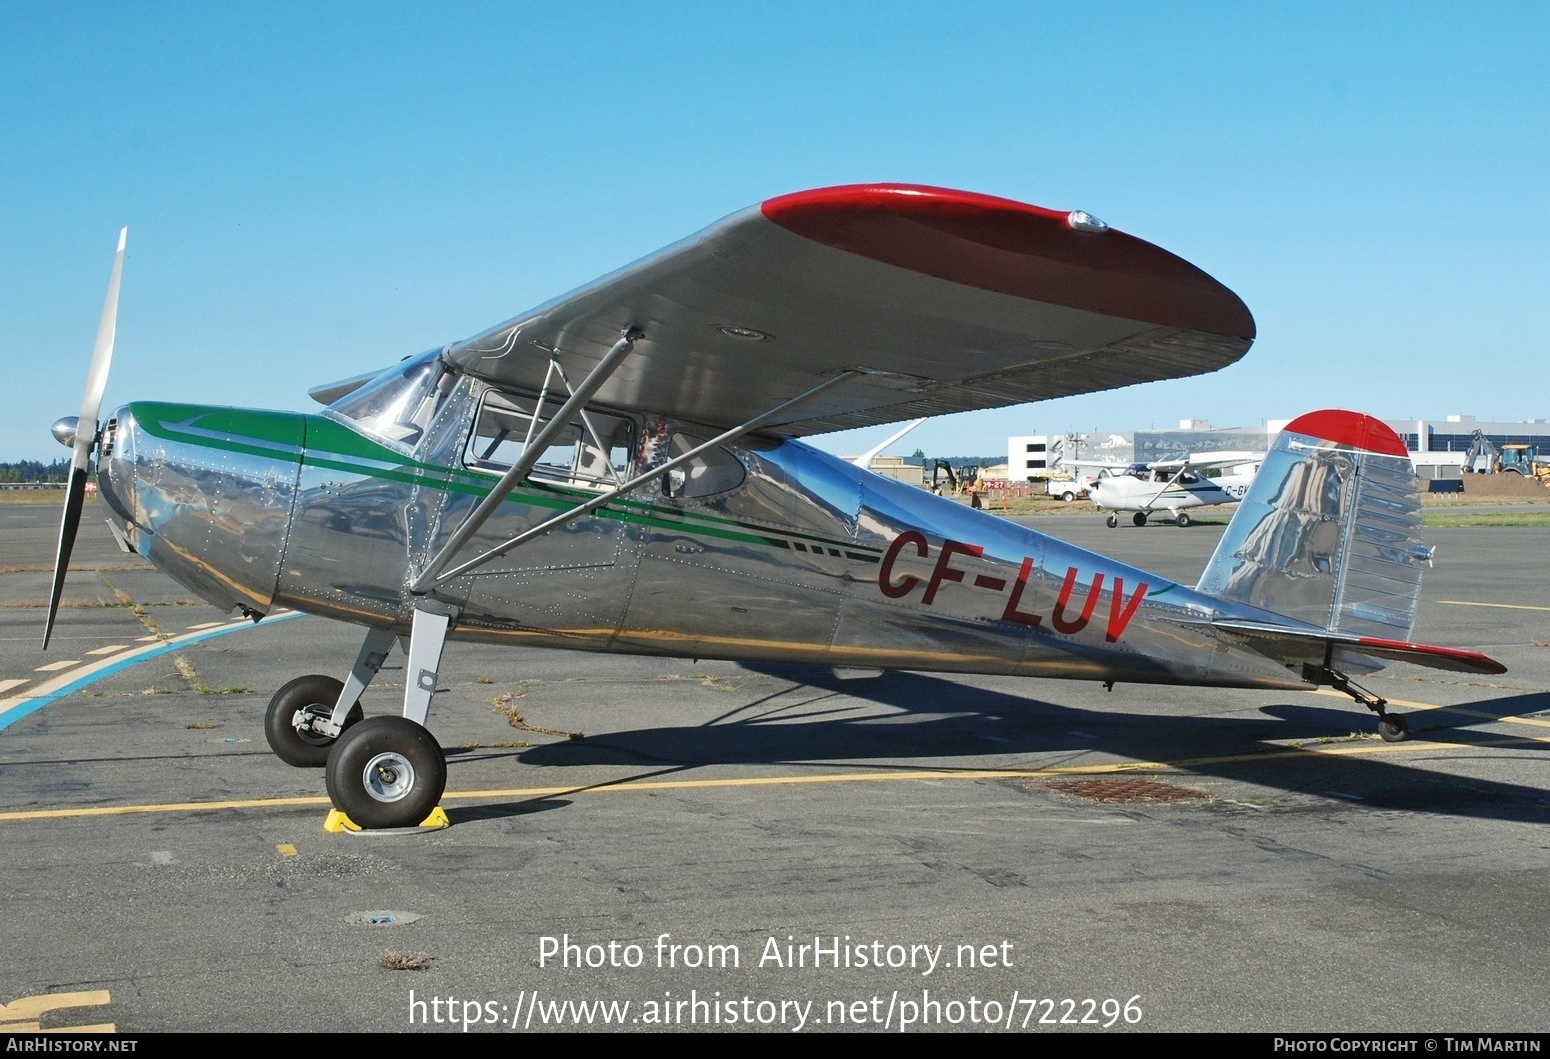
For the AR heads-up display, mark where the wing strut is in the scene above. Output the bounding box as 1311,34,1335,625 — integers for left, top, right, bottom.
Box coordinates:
411,326,643,593
413,369,862,592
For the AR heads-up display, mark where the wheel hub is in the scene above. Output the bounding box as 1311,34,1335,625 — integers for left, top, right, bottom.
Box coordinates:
362,752,416,803
293,703,332,743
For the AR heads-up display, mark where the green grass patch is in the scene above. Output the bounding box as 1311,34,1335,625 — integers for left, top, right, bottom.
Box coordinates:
0,489,73,505
1422,511,1550,527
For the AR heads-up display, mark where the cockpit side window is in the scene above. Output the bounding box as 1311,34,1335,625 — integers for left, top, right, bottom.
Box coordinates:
637,419,747,499
465,390,633,490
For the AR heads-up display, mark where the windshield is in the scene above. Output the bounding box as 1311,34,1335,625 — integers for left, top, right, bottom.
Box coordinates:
325,349,452,450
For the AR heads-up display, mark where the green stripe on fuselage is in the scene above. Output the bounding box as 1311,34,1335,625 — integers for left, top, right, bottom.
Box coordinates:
126,403,875,557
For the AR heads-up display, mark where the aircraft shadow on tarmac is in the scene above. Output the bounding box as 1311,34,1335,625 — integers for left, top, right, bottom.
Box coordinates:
496,666,1550,826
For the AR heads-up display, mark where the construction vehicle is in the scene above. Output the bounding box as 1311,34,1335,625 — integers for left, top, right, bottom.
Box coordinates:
1461,430,1500,473
1460,432,1550,486
928,459,959,494
1499,444,1550,485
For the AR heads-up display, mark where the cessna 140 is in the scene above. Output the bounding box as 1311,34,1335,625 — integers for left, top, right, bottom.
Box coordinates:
1083,451,1261,528
45,184,1504,829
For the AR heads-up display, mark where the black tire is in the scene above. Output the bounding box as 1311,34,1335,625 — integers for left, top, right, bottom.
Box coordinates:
1105,514,1119,528
1176,512,1192,528
325,716,446,829
1132,511,1148,527
264,675,363,768
1061,490,1076,503
1378,714,1409,743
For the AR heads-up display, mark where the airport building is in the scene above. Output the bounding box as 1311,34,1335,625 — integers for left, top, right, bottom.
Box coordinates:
1007,416,1550,483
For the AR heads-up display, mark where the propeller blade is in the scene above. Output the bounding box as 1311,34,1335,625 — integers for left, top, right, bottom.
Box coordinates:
44,228,126,651
78,227,127,461
42,466,89,650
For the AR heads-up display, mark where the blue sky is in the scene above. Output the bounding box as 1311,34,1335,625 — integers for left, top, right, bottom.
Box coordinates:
3,1,1546,461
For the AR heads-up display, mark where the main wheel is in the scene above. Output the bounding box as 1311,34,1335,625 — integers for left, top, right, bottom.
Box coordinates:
265,675,364,768
1378,714,1409,743
325,716,447,829
1105,514,1119,528
1132,511,1148,527
1176,511,1192,528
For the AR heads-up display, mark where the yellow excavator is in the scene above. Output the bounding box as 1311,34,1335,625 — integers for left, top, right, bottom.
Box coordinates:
1499,443,1550,485
1463,431,1550,486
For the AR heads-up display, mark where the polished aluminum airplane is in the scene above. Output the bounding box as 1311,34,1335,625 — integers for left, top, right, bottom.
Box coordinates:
1082,451,1261,528
46,185,1505,829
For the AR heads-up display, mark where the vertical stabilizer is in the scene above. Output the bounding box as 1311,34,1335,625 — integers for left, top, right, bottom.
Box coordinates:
1196,410,1428,640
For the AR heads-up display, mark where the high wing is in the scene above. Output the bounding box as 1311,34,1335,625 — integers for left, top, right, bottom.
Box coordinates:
1064,458,1136,472
443,184,1256,436
1146,450,1262,473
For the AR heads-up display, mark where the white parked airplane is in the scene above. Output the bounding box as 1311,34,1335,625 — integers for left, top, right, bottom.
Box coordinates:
1083,451,1261,527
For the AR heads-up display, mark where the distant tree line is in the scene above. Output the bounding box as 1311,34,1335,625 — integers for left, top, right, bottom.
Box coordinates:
0,458,71,483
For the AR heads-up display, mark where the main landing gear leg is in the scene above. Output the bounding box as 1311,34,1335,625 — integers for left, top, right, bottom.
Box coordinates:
333,627,396,732
325,603,456,829
1318,667,1409,742
264,627,396,768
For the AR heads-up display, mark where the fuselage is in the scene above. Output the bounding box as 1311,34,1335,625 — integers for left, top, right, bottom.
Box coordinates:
96,357,1315,694
1088,470,1234,515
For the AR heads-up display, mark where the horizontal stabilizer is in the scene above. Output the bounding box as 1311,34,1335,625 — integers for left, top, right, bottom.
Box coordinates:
1201,618,1507,676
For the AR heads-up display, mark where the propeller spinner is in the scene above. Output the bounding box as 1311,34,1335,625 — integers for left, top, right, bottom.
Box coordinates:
43,227,126,650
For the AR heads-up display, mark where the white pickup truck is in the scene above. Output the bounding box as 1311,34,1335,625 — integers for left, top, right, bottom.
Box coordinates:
1043,477,1089,502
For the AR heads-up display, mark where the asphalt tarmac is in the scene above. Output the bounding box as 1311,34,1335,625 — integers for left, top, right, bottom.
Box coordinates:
2,501,1547,1033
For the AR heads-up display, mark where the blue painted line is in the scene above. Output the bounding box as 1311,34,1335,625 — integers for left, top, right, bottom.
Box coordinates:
0,611,308,731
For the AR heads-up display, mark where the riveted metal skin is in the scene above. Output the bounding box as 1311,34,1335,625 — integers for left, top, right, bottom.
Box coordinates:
96,379,1394,695
99,403,302,616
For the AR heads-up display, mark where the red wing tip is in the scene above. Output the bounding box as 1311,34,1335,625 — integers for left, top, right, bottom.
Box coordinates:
1285,410,1409,458
761,184,1073,224
757,184,1256,341
1356,636,1508,675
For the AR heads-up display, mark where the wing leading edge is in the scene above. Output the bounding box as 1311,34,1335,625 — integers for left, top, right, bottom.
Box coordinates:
445,184,1256,436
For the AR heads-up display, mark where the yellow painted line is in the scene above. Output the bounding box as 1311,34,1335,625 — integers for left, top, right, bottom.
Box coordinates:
0,989,113,1032
34,659,79,672
1275,733,1550,757
1311,687,1550,730
1438,599,1550,612
11,732,1550,826
0,762,1169,823
185,621,228,630
0,679,26,695
449,761,1173,802
135,635,161,642
86,644,132,655
4,682,1544,826
277,843,298,857
1310,687,1446,712
0,795,334,822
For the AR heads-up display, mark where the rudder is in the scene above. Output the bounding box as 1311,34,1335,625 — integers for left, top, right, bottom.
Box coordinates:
1196,410,1430,641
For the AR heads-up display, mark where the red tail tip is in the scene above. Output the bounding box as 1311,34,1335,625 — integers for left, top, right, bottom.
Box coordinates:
1284,410,1408,458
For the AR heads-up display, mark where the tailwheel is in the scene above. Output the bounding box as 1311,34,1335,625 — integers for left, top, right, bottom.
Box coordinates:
1132,511,1148,527
325,716,447,829
265,675,364,767
1315,666,1409,743
1105,514,1119,528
